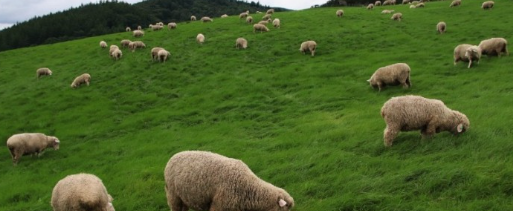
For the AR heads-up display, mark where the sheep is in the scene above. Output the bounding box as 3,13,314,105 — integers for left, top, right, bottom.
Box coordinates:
258,20,271,25
201,17,213,22
51,173,115,211
336,9,344,17
299,40,317,57
132,30,144,37
137,25,142,30
253,23,270,33
151,47,164,61
157,49,171,62
246,16,253,24
411,0,420,4
383,0,393,5
391,13,402,21
403,0,410,4
450,0,461,7
168,22,177,29
109,45,119,56
6,133,60,165
120,39,131,48
164,151,294,211
482,1,494,9
375,1,382,6
381,95,470,147
111,49,122,60
152,25,163,31
71,73,91,88
99,41,107,49
239,12,249,19
196,33,205,44
367,63,411,91
267,8,275,14
478,37,508,57
416,2,425,7
437,21,446,34
410,4,417,8
156,22,164,26
130,41,146,52
191,15,197,21
128,42,135,51
272,18,281,28
235,37,248,49
262,14,272,21
221,14,228,18
367,3,374,9
381,9,395,14
36,67,53,79
125,27,131,32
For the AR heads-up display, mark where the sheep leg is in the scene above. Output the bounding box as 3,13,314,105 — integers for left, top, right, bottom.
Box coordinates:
421,122,436,139
467,59,472,68
384,126,398,147
377,82,383,92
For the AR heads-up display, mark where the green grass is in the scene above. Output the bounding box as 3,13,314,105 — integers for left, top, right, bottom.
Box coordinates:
1,1,513,210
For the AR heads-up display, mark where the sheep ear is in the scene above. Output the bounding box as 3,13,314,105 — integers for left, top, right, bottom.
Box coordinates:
279,199,287,207
457,123,464,133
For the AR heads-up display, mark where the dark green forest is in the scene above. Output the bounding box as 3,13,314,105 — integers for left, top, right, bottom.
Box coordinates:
0,0,279,52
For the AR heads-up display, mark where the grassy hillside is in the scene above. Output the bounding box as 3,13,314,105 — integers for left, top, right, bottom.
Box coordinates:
1,1,513,210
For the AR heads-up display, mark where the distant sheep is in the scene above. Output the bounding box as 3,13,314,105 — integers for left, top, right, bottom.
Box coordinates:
201,17,213,22
168,22,177,29
240,12,249,19
437,21,446,34
367,3,375,9
158,49,170,62
381,9,395,14
246,16,253,24
478,37,508,57
130,41,146,52
164,151,294,211
71,73,91,88
253,23,270,33
267,8,275,14
416,2,425,7
221,14,228,18
235,37,248,49
410,4,417,8
133,30,144,37
262,14,272,21
482,1,494,9
299,40,317,57
36,67,53,78
120,39,131,48
111,49,122,60
367,63,411,91
125,27,131,32
450,0,461,7
375,1,382,6
381,95,470,146
100,41,107,48
151,47,164,61
109,45,119,56
453,44,482,68
258,20,271,25
191,15,197,21
403,0,410,4
196,33,205,44
51,173,115,211
336,9,344,17
411,0,420,4
137,25,142,30
273,18,280,28
391,13,402,21
6,133,60,165
383,0,393,5
152,25,163,31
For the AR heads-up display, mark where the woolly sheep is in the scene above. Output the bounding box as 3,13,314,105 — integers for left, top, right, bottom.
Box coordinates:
367,63,411,91
240,12,249,19
453,44,482,68
164,151,294,211
109,45,119,56
273,18,281,28
381,95,470,146
381,9,395,14
267,8,275,14
411,0,420,4
158,49,171,62
246,16,253,24
299,40,317,57
151,47,164,61
111,49,122,60
262,14,272,21
36,67,53,78
196,33,205,44
482,1,494,9
478,37,508,57
403,0,410,4
336,9,344,17
383,0,393,5
221,14,228,18
253,23,270,33
416,2,425,7
367,3,374,9
133,30,144,37
99,41,107,48
437,21,446,34
152,25,163,31
157,22,164,26
168,22,177,29
258,20,271,25
71,73,91,88
410,4,417,8
125,27,131,32
6,133,60,165
201,17,213,22
450,0,461,7
130,41,146,52
51,173,115,211
191,15,196,21
391,13,402,21
137,25,142,30
128,42,135,51
235,37,248,49
375,1,382,6
120,39,131,48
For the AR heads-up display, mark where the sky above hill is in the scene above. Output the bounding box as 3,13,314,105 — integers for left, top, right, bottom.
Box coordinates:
0,0,326,30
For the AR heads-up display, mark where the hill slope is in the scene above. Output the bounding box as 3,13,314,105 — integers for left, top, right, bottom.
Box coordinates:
1,1,513,210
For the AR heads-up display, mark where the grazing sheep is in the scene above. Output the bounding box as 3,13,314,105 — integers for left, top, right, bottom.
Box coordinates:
36,67,53,78
152,25,163,31
196,33,205,44
253,23,270,33
411,0,420,4
391,13,402,21
367,63,411,91
235,37,248,49
267,8,275,14
168,22,177,29
164,151,294,211
128,42,136,51
130,41,146,52
383,0,393,5
437,21,446,34
71,73,91,88
99,41,107,48
158,49,171,62
410,4,417,8
403,0,410,4
125,27,131,32
137,25,142,30
191,15,196,21
375,1,382,6
482,1,494,9
450,0,461,7
120,39,131,48
246,16,253,24
51,173,115,211
132,30,144,37
111,49,122,60
201,17,213,22
109,45,119,56
272,18,281,28
367,3,375,9
336,9,344,17
221,14,228,18
416,2,425,7
478,37,508,57
151,47,164,61
6,133,60,165
381,9,395,14
240,12,249,19
262,14,272,21
258,20,271,25
381,95,470,147
299,40,317,57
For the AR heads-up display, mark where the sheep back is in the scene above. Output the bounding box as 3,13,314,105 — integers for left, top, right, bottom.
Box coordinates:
478,37,508,57
253,24,269,33
368,63,411,91
71,73,91,88
6,133,60,165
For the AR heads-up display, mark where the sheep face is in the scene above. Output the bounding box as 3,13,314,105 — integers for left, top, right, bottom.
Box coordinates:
49,137,60,150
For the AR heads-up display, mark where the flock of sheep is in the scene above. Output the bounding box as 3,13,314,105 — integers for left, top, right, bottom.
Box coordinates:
8,1,509,210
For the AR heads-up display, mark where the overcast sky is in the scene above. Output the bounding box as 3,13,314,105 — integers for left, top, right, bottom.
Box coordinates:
0,0,326,30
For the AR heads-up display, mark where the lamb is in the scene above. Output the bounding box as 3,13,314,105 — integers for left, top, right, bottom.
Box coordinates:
164,151,294,211
375,1,382,6
437,21,446,34
36,67,53,78
168,22,177,29
132,30,144,37
111,49,122,60
71,73,91,88
246,16,253,24
391,13,402,21
367,3,374,9
158,49,171,62
151,47,164,61
478,37,508,57
267,8,275,14
253,23,270,33
6,133,60,165
336,9,344,17
125,27,131,32
221,14,228,18
381,9,395,14
120,39,131,48
272,18,280,28
367,63,411,91
235,37,248,49
450,0,461,7
99,41,107,48
196,33,205,44
201,17,213,22
381,95,470,147
482,1,494,9
299,40,317,57
262,14,272,21
51,173,115,211
191,15,197,21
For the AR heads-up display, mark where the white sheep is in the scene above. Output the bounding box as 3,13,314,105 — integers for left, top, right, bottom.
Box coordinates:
383,0,393,5
125,27,131,32
367,63,411,91
482,1,494,9
272,18,280,28
375,1,382,6
299,40,317,57
391,13,402,21
130,41,146,52
132,30,144,37
381,95,470,146
137,25,142,30
416,2,425,7
410,4,417,8
381,9,395,14
168,22,177,29
36,67,53,79
158,49,171,62
6,133,60,165
71,73,91,88
246,16,253,24
196,33,205,44
235,37,248,49
402,0,410,4
51,173,115,211
111,49,122,60
221,14,228,18
99,41,107,48
253,23,270,33
478,37,508,57
240,12,249,19
437,21,446,34
336,9,344,17
151,47,164,61
258,20,271,25
120,39,131,48
201,17,213,22
164,151,294,211
109,45,119,56
450,0,461,7
262,14,272,21
152,25,163,31
191,15,197,21
267,8,275,14
367,3,375,9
